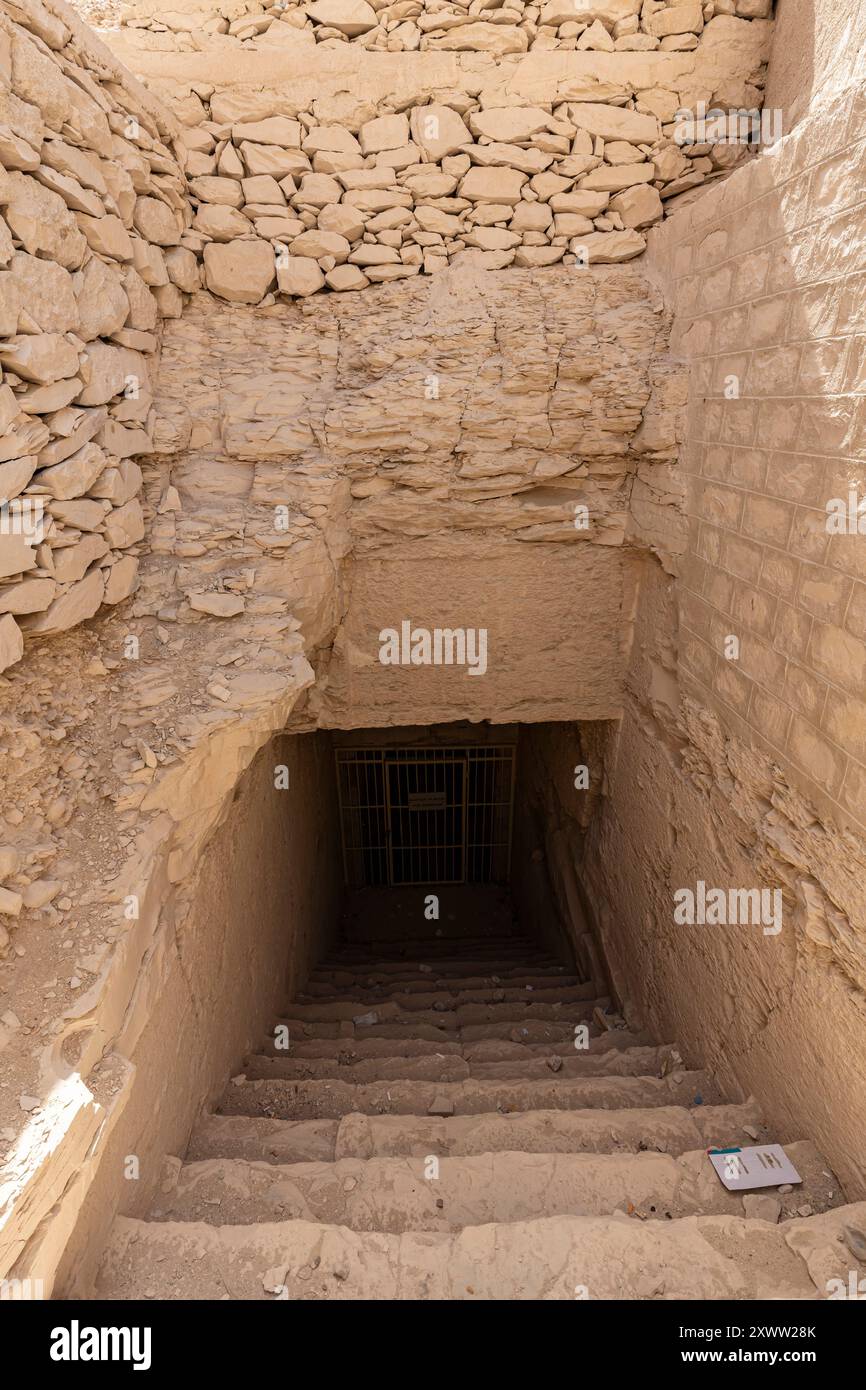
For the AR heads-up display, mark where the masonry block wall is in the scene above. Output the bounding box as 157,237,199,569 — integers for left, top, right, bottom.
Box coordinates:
576,74,866,1200
648,79,866,833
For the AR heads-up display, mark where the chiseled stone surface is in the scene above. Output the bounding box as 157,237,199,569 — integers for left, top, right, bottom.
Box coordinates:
576,77,866,1215
649,77,866,836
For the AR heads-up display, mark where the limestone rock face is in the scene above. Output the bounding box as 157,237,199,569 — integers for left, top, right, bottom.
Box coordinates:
578,229,646,261
0,533,37,581
134,196,183,245
157,258,675,496
0,335,80,384
470,108,554,143
37,441,109,500
277,257,325,296
103,554,139,604
541,1,642,21
569,103,660,144
647,2,704,39
409,104,471,160
459,167,527,204
9,252,79,334
188,591,246,617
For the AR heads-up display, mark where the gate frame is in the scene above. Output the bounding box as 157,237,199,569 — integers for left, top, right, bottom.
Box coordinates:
335,743,516,889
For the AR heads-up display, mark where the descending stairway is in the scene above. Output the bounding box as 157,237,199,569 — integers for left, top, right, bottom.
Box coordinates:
95,910,866,1300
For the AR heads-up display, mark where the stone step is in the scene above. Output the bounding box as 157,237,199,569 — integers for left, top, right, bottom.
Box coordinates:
459,1019,609,1043
257,1029,655,1062
188,1102,766,1166
322,932,532,947
280,998,608,1027
461,1033,659,1061
244,1044,676,1084
217,1069,720,1121
311,963,572,985
339,922,524,945
275,1018,458,1042
267,1036,465,1060
467,1053,669,1080
248,1053,472,1084
187,1116,340,1165
317,944,557,967
96,1201,866,1301
306,967,578,991
274,1016,617,1044
295,982,597,1009
150,1141,838,1232
311,958,565,982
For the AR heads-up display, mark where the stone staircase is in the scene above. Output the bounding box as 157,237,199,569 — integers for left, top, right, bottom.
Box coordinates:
95,911,866,1300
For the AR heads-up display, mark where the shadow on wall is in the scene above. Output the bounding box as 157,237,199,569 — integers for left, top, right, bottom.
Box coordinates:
766,0,866,130
54,730,344,1296
511,722,615,995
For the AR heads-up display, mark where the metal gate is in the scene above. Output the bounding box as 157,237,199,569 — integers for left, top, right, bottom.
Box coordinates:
336,745,515,888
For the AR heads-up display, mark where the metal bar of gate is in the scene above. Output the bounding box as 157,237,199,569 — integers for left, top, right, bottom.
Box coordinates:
336,745,515,888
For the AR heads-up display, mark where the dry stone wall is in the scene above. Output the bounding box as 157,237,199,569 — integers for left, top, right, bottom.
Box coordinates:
0,0,206,672
105,6,774,306
106,0,773,58
174,80,751,302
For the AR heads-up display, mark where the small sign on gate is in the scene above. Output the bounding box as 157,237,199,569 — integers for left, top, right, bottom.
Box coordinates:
407,791,448,810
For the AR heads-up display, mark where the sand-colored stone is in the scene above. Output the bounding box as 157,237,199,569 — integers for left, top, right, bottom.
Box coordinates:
4,0,866,1332
23,566,105,634
277,256,326,295
608,183,664,228
203,240,276,303
306,0,377,36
